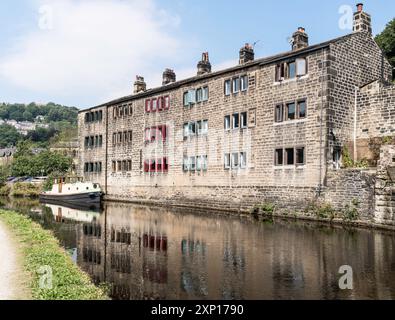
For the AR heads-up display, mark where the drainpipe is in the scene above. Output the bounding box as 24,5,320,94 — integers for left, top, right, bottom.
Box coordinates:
318,48,325,196
354,86,358,162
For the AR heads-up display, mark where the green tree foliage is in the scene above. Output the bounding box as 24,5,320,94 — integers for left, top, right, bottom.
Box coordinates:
0,124,22,148
26,127,58,143
375,18,395,79
11,142,72,177
0,102,78,124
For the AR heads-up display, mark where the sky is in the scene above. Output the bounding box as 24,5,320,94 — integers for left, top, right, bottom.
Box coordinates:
0,0,394,109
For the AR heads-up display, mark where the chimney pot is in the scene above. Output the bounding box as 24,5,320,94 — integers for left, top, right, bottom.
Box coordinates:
292,27,309,51
133,75,146,94
239,43,255,64
353,3,372,34
162,68,176,85
197,52,212,76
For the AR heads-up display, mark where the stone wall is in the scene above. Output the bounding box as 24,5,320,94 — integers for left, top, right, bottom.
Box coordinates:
323,169,376,219
374,145,395,225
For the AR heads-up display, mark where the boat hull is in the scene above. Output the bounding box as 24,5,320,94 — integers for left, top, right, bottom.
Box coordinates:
39,192,102,207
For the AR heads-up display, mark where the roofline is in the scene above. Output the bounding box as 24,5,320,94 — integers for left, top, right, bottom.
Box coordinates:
79,33,354,113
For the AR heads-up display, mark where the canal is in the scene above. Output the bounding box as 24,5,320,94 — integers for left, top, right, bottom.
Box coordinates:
1,197,394,300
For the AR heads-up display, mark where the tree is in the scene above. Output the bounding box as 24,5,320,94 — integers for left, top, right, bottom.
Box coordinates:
375,18,395,80
0,124,22,148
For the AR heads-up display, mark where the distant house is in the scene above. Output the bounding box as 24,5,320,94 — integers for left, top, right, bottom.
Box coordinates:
0,147,16,166
50,138,79,174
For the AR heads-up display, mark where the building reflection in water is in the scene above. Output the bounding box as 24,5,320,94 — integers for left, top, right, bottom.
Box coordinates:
18,200,395,300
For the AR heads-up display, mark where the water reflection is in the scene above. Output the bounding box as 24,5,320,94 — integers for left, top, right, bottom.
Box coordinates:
1,198,395,300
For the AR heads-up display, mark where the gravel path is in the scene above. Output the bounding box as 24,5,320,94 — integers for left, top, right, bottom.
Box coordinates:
0,221,31,300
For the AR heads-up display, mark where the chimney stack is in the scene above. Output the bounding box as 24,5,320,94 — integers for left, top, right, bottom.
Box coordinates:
239,43,255,64
197,52,212,76
292,27,309,51
162,68,176,85
353,3,372,34
133,76,146,94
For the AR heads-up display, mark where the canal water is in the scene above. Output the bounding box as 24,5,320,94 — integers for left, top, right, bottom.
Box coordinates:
1,197,395,300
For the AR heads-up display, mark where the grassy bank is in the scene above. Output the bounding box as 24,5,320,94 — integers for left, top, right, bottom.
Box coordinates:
0,209,108,300
0,183,42,198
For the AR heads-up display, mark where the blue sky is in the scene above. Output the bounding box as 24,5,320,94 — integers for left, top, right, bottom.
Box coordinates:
0,0,394,108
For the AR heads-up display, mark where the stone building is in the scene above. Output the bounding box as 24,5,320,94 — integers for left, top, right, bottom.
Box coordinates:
78,4,395,224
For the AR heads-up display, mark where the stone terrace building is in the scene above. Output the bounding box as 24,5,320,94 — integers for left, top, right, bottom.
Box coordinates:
79,4,394,221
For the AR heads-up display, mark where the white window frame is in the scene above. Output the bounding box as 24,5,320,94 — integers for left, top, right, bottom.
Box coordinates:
189,156,196,171
202,87,209,101
240,112,248,129
225,80,231,96
224,115,231,131
232,113,240,129
196,88,203,103
202,120,208,135
183,123,189,138
240,152,247,168
296,58,307,77
196,156,202,171
241,75,248,91
183,156,189,171
232,77,240,93
202,155,208,171
224,153,231,169
232,153,239,168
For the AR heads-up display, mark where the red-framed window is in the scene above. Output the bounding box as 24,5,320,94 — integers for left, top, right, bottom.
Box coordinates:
150,127,156,142
158,97,164,111
156,158,163,172
164,96,170,110
144,160,150,173
163,157,169,172
151,98,157,112
145,128,150,143
145,99,151,113
150,159,156,172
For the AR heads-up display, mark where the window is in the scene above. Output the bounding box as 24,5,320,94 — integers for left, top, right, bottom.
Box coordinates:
286,103,296,121
241,75,248,91
232,78,240,93
233,113,240,129
232,153,239,168
99,135,103,147
285,148,295,165
183,92,189,106
183,156,189,171
189,122,196,135
202,87,209,101
183,123,189,139
164,96,170,110
189,157,196,171
240,152,247,168
225,80,231,96
296,147,305,165
196,88,203,102
197,121,202,135
275,149,284,166
85,137,89,148
151,98,157,112
117,161,122,171
163,157,169,172
150,160,156,172
127,160,132,171
224,154,231,169
241,112,247,128
150,127,156,142
298,100,306,119
156,158,163,172
288,61,296,79
99,111,103,121
196,156,202,171
202,120,208,135
113,133,117,145
276,58,307,82
296,58,307,76
118,132,122,144
145,99,151,113
224,115,231,130
157,97,163,111
202,155,208,171
112,161,116,172
275,104,284,123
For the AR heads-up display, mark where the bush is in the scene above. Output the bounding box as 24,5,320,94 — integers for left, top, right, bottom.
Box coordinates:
251,202,276,217
342,200,360,222
305,200,336,221
0,185,11,196
11,183,42,198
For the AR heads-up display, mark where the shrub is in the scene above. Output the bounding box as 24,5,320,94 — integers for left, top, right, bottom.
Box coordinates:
342,200,360,222
0,185,11,196
11,183,42,198
305,200,336,221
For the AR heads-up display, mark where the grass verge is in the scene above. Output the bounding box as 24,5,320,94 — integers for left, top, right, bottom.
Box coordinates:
0,209,108,300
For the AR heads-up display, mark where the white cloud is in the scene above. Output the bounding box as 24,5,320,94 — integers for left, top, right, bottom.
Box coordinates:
0,0,182,106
